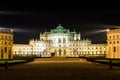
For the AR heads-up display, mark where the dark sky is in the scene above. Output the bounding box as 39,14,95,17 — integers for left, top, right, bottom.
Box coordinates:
0,2,120,44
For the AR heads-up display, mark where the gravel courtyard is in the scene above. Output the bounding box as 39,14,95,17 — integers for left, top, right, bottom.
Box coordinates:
0,58,120,80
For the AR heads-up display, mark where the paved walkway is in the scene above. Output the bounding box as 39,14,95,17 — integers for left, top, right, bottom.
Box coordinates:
0,58,120,80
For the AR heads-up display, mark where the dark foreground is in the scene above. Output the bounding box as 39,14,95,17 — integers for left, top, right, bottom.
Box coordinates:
0,58,120,80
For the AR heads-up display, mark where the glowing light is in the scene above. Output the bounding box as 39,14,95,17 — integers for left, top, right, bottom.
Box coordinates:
106,29,110,32
85,29,110,35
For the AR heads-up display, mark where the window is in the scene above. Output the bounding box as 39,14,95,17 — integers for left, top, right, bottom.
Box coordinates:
117,41,119,44
9,42,11,45
113,35,115,39
113,41,115,44
1,49,3,59
1,35,3,39
109,36,111,39
113,47,116,52
59,49,62,56
96,51,98,54
64,49,66,55
5,47,7,53
59,44,61,47
5,36,7,39
54,38,56,42
104,51,106,54
76,44,78,46
9,50,11,59
58,38,61,43
92,51,94,54
117,35,119,38
5,42,7,45
63,38,66,43
15,51,17,54
109,42,112,44
9,36,11,40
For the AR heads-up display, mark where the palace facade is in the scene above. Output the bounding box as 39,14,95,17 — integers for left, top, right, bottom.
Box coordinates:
0,29,13,59
107,28,120,58
13,24,107,57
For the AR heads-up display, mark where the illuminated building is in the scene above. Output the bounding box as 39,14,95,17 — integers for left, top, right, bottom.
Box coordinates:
13,44,33,56
107,28,120,58
13,24,107,57
0,29,13,59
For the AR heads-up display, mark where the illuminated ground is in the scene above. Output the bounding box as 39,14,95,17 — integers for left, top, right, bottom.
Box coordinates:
0,58,120,80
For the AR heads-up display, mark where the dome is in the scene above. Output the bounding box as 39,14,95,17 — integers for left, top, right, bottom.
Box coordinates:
56,24,64,29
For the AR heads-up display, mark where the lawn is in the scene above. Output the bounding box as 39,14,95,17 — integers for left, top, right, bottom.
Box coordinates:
0,60,27,65
95,59,120,65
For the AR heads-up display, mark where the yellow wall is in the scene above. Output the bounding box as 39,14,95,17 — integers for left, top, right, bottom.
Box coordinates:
107,29,120,58
0,31,13,59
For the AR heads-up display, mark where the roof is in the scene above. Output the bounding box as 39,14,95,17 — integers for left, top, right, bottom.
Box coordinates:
50,24,69,33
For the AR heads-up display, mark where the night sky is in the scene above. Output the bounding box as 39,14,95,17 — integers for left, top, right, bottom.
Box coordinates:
0,2,120,44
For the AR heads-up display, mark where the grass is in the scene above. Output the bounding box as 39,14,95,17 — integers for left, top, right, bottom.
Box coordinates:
0,60,27,64
95,59,120,64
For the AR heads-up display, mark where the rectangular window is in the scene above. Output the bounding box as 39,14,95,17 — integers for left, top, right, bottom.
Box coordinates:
104,51,106,54
5,47,7,53
9,36,11,40
58,38,61,43
113,47,116,52
1,48,4,59
9,50,11,59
